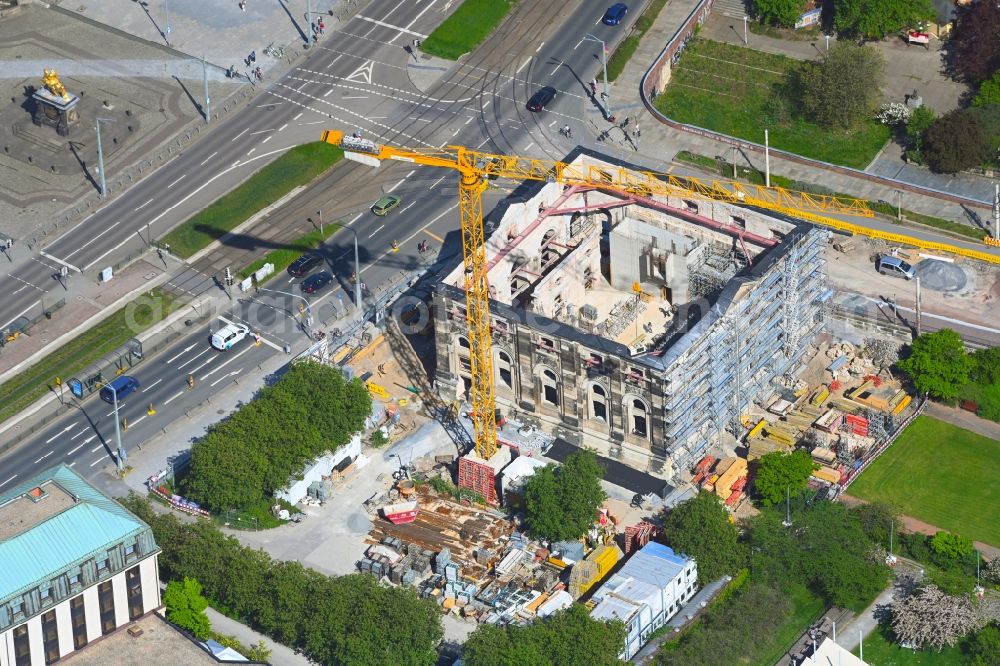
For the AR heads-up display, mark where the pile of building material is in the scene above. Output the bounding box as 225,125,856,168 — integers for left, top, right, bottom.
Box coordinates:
366,484,514,581
693,456,749,508
568,543,623,599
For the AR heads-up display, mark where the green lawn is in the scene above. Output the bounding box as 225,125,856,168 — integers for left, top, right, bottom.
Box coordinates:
655,39,890,168
857,625,968,666
420,0,518,60
162,142,342,258
0,289,180,426
239,224,348,281
749,584,827,666
849,415,1000,547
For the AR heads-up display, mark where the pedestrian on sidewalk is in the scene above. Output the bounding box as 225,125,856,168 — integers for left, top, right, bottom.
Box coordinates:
590,78,597,95
621,116,630,129
238,1,246,11
318,18,325,34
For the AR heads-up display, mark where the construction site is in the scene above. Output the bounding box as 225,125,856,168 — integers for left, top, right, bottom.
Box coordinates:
433,151,831,481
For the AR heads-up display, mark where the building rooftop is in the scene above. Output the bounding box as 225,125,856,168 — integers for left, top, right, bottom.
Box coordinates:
603,542,690,592
0,465,151,602
62,612,232,666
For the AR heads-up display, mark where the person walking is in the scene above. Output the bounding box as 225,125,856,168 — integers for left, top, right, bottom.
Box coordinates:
318,18,325,34
621,115,630,129
590,78,597,95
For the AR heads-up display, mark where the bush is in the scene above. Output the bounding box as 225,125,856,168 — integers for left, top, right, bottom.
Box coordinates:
797,44,885,129
923,109,986,173
163,577,210,640
121,495,443,666
183,362,371,512
752,0,804,27
929,531,975,568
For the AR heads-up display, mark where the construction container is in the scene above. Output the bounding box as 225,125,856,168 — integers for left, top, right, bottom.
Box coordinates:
814,409,843,433
810,386,830,407
568,544,623,599
714,458,748,499
810,446,837,464
811,466,841,484
747,419,767,440
892,394,912,416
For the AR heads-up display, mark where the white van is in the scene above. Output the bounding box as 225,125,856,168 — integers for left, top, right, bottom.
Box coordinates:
211,323,249,350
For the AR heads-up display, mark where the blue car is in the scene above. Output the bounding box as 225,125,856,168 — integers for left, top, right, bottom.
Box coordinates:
602,3,628,25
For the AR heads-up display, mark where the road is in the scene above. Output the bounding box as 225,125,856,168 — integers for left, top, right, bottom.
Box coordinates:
0,0,655,482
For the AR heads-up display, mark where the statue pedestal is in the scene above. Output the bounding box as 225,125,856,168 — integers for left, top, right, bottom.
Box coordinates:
32,89,81,136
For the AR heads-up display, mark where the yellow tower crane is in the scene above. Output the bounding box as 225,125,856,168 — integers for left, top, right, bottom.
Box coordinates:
321,130,874,461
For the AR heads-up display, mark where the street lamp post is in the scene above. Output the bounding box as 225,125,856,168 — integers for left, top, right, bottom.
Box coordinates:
108,383,126,473
743,16,749,45
257,287,314,331
330,220,362,308
825,34,830,51
95,117,115,198
583,34,610,117
165,0,172,46
202,56,210,123
317,209,324,237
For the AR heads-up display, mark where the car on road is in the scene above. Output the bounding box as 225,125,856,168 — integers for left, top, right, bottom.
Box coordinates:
211,322,250,350
371,194,401,216
875,254,915,280
301,271,334,294
100,375,140,403
288,253,324,277
526,86,557,112
602,3,628,25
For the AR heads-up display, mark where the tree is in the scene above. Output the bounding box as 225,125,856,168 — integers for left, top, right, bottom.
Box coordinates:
832,0,935,40
523,450,606,542
163,577,210,640
661,492,744,585
752,450,816,506
968,624,1000,666
974,71,1000,107
905,105,937,163
751,0,802,27
850,501,899,545
463,604,625,666
923,109,986,173
929,531,974,567
797,44,885,129
950,1,1000,85
971,347,1000,386
890,584,985,650
897,329,974,402
985,557,1000,585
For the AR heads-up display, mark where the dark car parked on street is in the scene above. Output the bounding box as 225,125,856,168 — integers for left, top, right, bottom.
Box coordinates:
301,271,333,294
288,254,323,277
526,86,557,112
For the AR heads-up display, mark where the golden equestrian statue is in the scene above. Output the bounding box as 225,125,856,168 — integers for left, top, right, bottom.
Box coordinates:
42,69,70,102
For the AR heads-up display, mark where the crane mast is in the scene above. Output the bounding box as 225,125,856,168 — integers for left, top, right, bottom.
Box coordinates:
320,130,874,464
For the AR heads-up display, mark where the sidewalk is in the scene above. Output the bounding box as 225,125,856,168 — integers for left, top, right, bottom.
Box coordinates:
205,607,314,666
607,1,1000,233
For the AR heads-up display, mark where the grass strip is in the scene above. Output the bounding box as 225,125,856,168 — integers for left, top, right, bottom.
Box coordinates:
0,289,180,426
420,0,518,60
656,39,889,168
606,0,669,82
239,224,344,280
749,585,826,666
673,150,986,240
162,143,343,258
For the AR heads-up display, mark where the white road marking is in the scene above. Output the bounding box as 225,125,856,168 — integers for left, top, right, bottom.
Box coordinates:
68,462,76,467
464,116,473,125
357,15,428,38
199,151,218,165
246,148,256,156
34,451,54,464
135,198,154,211
177,348,211,370
278,124,288,132
200,345,253,380
38,251,81,273
399,202,415,214
574,38,584,49
343,95,369,100
164,390,185,405
293,112,303,120
89,456,105,467
525,141,535,151
549,61,562,76
90,441,104,453
262,136,272,144
66,439,90,455
387,178,406,192
476,137,491,149
430,175,445,189
130,414,148,427
167,174,187,188
61,220,121,259
211,368,243,388
166,343,197,364
0,475,16,488
516,58,531,74
368,224,385,238
536,42,545,53
69,428,88,441
188,355,217,376
231,128,250,142
45,422,79,444
405,170,415,178
142,378,163,392
324,89,334,97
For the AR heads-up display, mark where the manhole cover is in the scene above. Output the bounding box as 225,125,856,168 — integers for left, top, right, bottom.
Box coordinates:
217,410,225,415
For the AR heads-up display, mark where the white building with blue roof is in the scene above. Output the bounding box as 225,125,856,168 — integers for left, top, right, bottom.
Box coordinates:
0,465,161,665
589,541,697,660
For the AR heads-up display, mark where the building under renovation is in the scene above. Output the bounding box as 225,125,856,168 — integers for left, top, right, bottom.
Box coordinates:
433,151,830,479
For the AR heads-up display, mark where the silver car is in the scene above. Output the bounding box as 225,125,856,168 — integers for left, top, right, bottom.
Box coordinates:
875,255,914,280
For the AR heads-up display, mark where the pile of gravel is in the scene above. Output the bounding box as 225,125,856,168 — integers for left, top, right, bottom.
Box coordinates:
913,259,967,292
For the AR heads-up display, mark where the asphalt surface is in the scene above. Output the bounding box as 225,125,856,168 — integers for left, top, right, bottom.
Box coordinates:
547,437,671,497
0,0,654,485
